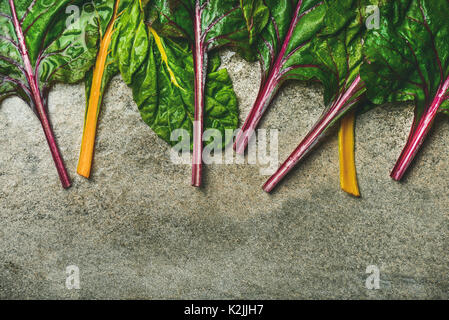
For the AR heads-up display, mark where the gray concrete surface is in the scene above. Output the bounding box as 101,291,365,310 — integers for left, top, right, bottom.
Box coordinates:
1,50,448,299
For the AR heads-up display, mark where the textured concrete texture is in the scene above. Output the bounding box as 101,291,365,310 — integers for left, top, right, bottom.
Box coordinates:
1,50,449,299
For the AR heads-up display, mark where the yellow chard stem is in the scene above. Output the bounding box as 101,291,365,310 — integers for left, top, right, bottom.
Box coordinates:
338,111,360,197
77,0,121,178
149,27,183,89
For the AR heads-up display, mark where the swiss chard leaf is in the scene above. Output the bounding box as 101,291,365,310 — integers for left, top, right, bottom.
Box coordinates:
234,0,327,154
77,0,149,178
312,0,370,197
131,32,239,150
0,0,98,188
230,0,369,192
259,0,372,193
146,0,267,187
361,0,449,181
78,0,243,180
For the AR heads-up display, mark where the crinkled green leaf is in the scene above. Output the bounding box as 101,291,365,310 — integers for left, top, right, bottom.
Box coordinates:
361,0,449,180
130,33,239,149
237,0,371,152
254,0,326,84
0,0,100,188
235,0,327,155
83,0,146,120
245,0,371,120
0,0,98,107
147,0,265,53
312,0,368,106
145,0,267,186
255,0,376,193
362,0,449,112
240,0,270,48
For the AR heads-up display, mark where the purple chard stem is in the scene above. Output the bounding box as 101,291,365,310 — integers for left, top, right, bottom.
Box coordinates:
192,2,207,187
9,0,71,189
233,61,280,155
233,0,304,155
390,76,449,181
263,75,363,193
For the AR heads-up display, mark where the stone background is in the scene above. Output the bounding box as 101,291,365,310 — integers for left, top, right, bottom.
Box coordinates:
1,51,448,299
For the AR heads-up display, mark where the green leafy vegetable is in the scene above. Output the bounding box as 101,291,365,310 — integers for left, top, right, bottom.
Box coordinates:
233,0,369,193
77,0,245,182
130,30,239,151
146,0,268,187
77,0,149,178
0,0,98,188
362,0,449,181
234,0,328,154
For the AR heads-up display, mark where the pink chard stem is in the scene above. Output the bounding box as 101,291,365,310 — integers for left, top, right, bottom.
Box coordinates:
233,64,280,154
192,2,206,187
263,75,363,193
233,1,304,154
390,77,449,181
9,0,71,188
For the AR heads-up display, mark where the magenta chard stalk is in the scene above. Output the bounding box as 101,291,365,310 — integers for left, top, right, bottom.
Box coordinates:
8,0,70,188
263,75,365,192
1,0,97,187
391,77,449,181
361,0,449,183
149,0,263,187
234,0,325,154
192,2,207,187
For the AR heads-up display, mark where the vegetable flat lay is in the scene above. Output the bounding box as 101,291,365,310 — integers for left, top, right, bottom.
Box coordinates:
1,0,449,195
2,0,449,302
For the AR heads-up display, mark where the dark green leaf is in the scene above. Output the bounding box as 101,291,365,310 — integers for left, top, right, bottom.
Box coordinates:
361,0,449,180
130,32,239,149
